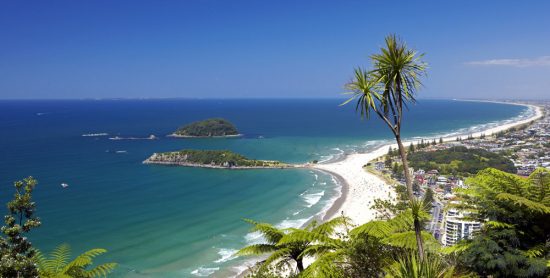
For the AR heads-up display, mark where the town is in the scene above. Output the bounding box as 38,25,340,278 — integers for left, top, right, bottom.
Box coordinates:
371,101,549,247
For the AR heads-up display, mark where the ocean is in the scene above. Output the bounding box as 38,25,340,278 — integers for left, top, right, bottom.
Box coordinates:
0,99,529,277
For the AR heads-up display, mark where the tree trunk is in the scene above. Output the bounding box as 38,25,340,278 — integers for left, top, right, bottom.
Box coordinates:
296,258,304,272
395,135,425,260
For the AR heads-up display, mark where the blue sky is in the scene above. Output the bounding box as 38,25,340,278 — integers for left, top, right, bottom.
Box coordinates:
1,0,549,99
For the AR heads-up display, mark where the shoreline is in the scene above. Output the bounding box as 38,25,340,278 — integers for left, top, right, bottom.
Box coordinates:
167,133,243,138
312,101,543,225
143,160,303,169
230,100,543,278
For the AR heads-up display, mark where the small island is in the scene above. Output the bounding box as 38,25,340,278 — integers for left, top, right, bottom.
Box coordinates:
170,118,240,137
143,150,299,169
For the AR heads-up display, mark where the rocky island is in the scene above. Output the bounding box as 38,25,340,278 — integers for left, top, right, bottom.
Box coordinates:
143,150,299,169
170,118,240,137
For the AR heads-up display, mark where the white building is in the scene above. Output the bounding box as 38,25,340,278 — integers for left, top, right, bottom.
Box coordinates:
441,208,481,246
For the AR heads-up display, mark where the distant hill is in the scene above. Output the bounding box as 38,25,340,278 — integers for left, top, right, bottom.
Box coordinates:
408,146,516,176
172,118,239,137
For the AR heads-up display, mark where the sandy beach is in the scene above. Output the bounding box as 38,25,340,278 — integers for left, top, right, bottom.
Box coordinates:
313,102,544,226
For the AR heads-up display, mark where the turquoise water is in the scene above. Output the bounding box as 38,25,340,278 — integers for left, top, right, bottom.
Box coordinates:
0,99,529,277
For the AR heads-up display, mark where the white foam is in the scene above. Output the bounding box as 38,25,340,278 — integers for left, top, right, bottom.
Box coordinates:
302,191,325,208
243,216,312,246
276,217,312,229
214,248,237,263
191,266,219,276
244,231,264,245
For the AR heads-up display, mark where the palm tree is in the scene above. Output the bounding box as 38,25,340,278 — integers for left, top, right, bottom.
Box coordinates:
35,244,117,278
342,34,428,258
237,216,349,274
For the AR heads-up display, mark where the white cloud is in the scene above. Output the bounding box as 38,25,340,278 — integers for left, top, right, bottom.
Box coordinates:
465,56,550,67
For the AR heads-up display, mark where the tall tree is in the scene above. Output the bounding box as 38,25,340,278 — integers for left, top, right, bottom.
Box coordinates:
0,177,41,277
342,34,428,257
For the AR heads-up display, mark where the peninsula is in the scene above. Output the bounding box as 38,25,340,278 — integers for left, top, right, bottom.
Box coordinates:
143,149,298,169
170,118,240,137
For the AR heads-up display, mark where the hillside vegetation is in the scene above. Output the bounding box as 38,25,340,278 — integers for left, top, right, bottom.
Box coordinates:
145,149,287,168
173,118,239,137
408,146,516,175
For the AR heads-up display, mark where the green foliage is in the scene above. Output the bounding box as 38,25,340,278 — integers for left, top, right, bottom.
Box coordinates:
174,118,239,137
408,143,415,153
0,177,41,277
341,34,429,257
453,168,550,277
384,251,456,278
408,146,516,176
237,217,351,275
372,185,409,219
35,244,117,278
151,149,285,167
423,188,434,207
385,155,393,168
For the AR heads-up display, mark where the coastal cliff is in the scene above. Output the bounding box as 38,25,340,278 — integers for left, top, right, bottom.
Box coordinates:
143,149,297,169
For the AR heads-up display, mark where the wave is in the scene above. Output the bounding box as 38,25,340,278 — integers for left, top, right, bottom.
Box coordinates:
214,248,237,263
191,266,219,276
277,217,313,229
302,191,325,208
82,133,109,137
244,216,313,245
108,134,158,140
318,147,345,164
424,103,535,141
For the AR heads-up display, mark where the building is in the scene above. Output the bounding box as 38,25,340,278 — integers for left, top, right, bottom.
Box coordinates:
441,208,481,246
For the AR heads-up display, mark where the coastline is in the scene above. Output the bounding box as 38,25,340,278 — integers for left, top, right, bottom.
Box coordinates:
143,160,302,169
167,133,243,138
312,102,543,226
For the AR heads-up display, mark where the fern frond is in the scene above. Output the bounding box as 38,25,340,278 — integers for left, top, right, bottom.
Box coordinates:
485,220,515,229
310,216,351,236
496,192,550,214
237,244,279,256
441,241,471,255
301,249,346,278
301,243,343,259
382,231,438,251
261,248,291,271
528,168,550,206
522,244,545,258
243,219,285,244
49,243,71,273
61,248,108,275
351,220,393,238
83,263,118,278
277,229,336,247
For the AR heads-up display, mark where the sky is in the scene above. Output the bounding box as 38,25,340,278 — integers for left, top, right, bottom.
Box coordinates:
1,0,550,100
